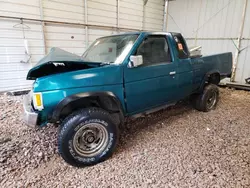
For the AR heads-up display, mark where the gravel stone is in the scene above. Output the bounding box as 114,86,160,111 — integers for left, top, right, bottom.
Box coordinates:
0,88,249,187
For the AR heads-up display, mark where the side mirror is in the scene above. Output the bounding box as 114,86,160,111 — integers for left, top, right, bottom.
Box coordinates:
128,55,143,68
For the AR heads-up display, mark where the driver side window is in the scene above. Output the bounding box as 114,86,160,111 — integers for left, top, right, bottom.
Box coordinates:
136,35,171,66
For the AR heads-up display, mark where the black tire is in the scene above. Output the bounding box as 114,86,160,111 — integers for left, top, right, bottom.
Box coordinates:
192,84,219,112
58,107,119,167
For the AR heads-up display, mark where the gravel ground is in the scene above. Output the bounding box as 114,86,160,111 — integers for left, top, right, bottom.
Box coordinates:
0,88,249,187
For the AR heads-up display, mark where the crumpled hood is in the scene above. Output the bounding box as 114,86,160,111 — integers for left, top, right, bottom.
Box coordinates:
36,47,84,66
26,48,100,80
28,48,123,91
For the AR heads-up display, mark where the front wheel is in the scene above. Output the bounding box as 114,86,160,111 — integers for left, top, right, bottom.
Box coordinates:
58,107,119,167
191,84,219,112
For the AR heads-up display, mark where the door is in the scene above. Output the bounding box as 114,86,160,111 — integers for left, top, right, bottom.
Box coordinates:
124,35,177,114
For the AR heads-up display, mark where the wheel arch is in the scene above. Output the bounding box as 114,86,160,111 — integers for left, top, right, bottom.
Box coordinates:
206,71,221,85
51,91,125,125
199,70,221,92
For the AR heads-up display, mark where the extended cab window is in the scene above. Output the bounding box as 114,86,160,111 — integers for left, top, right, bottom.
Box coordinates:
136,35,171,66
172,33,189,59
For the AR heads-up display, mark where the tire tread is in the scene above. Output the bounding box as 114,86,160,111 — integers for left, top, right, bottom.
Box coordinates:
58,107,118,167
192,84,219,112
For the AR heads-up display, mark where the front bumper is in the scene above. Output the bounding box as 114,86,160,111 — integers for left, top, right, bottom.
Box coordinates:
23,93,38,128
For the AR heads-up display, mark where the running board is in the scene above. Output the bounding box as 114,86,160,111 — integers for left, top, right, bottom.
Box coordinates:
131,102,176,119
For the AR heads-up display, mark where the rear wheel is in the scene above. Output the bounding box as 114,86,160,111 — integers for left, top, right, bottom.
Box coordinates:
58,107,119,167
191,84,219,112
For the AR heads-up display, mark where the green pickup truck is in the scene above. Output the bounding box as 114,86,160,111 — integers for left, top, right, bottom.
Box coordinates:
23,32,232,167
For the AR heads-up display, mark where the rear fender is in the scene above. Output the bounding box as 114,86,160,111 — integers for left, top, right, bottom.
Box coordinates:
199,70,220,92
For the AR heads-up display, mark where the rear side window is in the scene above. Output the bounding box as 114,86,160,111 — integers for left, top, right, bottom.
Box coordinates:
172,33,189,59
135,35,171,66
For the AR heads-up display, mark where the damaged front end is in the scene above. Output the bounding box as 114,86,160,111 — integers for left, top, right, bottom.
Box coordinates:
23,47,101,127
23,47,124,128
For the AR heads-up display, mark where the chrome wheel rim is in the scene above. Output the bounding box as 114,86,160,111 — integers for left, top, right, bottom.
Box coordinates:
73,123,108,157
207,91,217,109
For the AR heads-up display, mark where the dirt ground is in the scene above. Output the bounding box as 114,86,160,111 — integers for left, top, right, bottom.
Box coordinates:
0,88,249,188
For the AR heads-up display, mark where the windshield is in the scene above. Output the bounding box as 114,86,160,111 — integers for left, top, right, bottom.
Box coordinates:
82,34,139,64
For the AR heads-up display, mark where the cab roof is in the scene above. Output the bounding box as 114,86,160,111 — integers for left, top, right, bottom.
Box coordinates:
98,31,180,39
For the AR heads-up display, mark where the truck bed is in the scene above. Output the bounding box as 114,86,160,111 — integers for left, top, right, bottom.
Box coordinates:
202,52,232,78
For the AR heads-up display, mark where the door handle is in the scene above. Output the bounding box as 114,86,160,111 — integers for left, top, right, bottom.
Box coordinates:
169,71,176,75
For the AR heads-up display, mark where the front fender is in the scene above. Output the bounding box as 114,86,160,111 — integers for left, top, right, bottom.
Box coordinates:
51,91,125,122
37,83,124,126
